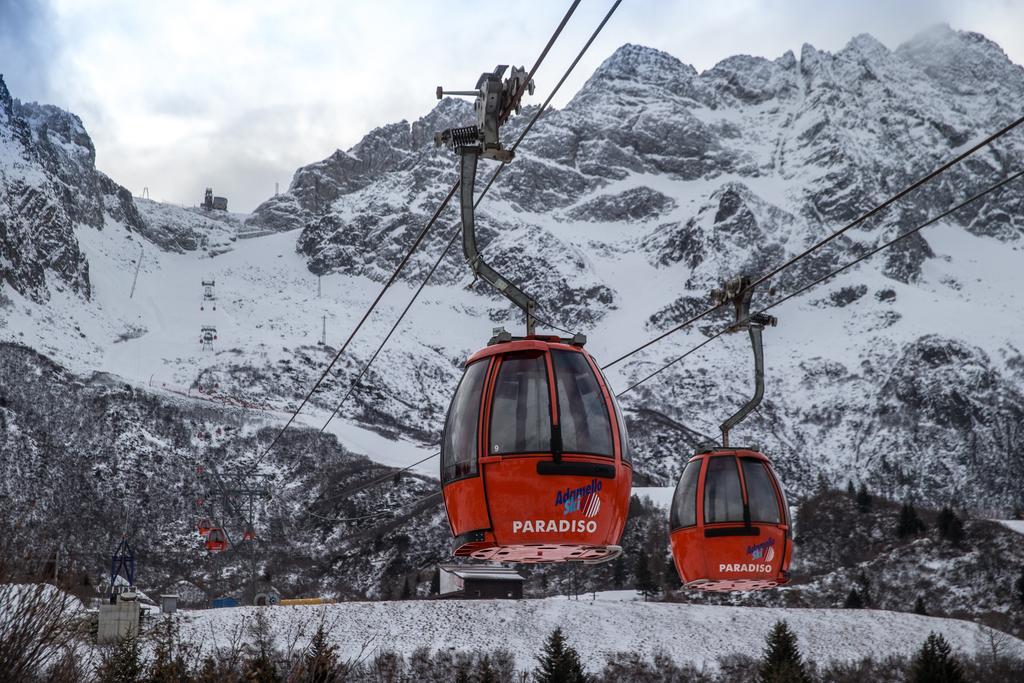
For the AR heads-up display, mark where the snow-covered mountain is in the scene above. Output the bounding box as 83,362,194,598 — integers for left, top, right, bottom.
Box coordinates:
2,24,1024,616
244,24,1024,509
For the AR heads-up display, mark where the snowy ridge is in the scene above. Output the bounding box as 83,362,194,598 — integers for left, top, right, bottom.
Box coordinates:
177,598,1024,673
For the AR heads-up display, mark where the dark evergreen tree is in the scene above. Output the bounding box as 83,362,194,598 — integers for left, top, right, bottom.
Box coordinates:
914,595,928,616
758,620,810,683
477,654,497,683
430,568,441,595
856,483,872,512
908,632,966,683
634,548,657,601
854,571,873,608
244,608,282,683
148,616,194,682
843,588,864,609
1014,567,1024,607
534,627,588,683
897,501,926,538
303,620,341,683
937,507,965,546
95,635,144,683
612,556,626,589
846,480,856,496
663,555,681,591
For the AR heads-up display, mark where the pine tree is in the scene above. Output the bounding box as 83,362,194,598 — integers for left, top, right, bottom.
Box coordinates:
846,480,856,496
304,620,340,683
95,634,144,683
477,654,497,683
612,556,626,589
148,615,193,682
843,588,864,609
855,483,872,512
634,548,657,601
908,632,966,683
897,501,926,538
1014,567,1024,607
854,571,873,608
758,620,810,683
534,627,588,683
430,568,441,595
937,507,965,546
914,595,928,616
663,555,681,591
244,608,282,682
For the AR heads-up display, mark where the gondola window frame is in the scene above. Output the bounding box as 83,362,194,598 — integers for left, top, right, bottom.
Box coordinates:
488,351,552,456
441,359,489,483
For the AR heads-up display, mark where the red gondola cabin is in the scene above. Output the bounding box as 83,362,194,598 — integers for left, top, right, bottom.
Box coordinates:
441,334,632,563
197,518,213,537
669,448,792,591
205,528,228,552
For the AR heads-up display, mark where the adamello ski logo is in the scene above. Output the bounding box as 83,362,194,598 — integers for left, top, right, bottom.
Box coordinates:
746,538,776,563
554,479,602,518
511,479,603,535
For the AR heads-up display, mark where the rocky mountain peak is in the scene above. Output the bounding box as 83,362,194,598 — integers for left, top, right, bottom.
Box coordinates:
596,42,696,81
570,43,699,106
897,23,1024,94
840,33,891,60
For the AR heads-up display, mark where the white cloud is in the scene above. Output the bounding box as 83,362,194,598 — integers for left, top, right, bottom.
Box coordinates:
7,1,1024,212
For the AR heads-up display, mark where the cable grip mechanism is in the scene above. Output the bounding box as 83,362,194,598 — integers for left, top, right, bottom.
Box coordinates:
435,65,534,162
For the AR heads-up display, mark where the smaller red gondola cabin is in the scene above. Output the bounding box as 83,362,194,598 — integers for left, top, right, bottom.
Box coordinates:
441,333,632,563
205,528,228,552
196,518,213,537
669,448,792,591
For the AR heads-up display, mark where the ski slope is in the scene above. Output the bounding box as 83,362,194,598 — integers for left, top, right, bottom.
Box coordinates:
175,597,1024,673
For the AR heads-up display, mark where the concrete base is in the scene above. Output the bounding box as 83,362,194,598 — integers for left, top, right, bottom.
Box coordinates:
97,601,140,644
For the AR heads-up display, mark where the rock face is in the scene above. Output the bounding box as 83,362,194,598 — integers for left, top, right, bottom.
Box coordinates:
0,77,92,302
0,76,242,304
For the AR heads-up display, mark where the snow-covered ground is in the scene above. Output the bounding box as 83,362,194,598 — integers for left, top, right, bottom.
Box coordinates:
174,597,1024,673
2,217,449,476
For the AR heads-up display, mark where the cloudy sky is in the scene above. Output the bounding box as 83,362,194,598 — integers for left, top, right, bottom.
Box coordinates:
2,0,1022,212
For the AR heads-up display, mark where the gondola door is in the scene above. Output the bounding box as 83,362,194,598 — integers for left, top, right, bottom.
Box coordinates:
478,349,559,558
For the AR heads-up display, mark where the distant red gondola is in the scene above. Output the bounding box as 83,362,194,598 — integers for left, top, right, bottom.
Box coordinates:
196,517,213,536
205,528,228,552
670,449,791,590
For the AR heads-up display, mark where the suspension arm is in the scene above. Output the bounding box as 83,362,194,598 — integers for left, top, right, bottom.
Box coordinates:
459,150,537,334
720,323,765,447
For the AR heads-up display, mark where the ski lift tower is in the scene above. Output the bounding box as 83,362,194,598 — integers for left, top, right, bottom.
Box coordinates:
201,280,216,310
200,326,217,351
198,465,274,604
97,536,139,643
